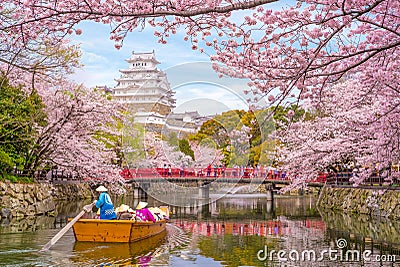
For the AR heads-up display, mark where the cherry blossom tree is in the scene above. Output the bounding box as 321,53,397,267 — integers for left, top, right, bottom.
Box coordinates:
2,0,400,188
3,0,398,115
278,76,400,187
211,0,400,106
0,15,80,85
0,38,127,188
190,140,223,167
2,1,398,104
21,74,126,181
144,131,195,168
123,126,194,168
0,0,276,48
122,121,223,170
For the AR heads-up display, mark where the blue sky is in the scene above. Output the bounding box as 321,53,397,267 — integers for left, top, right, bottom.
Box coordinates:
69,21,255,115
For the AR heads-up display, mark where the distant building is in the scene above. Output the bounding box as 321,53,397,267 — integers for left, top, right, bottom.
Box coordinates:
166,111,209,135
112,51,209,134
113,51,176,126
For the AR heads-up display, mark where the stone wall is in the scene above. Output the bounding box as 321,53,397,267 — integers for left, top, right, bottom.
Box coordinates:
317,186,400,219
0,181,93,218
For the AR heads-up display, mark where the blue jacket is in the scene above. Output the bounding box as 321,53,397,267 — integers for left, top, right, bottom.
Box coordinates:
95,192,117,220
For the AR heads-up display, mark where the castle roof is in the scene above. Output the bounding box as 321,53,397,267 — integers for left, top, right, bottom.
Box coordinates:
125,51,160,64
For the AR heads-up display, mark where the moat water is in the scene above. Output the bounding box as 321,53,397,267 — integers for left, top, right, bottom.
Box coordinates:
0,194,399,266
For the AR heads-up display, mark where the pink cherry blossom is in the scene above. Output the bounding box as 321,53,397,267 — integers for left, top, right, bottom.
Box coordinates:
1,0,399,188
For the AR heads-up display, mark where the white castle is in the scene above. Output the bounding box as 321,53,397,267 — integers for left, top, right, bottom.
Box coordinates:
112,51,206,134
113,51,176,125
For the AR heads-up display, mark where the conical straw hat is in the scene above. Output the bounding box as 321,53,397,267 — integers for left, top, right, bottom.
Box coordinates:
136,201,148,210
95,185,108,192
115,204,130,213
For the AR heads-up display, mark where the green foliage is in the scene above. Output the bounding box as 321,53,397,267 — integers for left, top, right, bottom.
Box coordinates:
192,105,305,167
121,120,146,167
94,114,124,167
256,140,277,166
197,119,227,147
178,139,195,160
0,172,33,183
0,76,47,177
272,104,305,128
0,148,13,176
167,132,179,147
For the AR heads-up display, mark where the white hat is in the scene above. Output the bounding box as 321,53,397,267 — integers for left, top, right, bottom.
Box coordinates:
115,204,130,213
96,185,108,192
149,207,167,216
136,201,148,210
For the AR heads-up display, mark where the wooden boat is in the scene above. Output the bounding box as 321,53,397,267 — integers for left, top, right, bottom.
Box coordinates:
68,205,170,243
70,218,167,242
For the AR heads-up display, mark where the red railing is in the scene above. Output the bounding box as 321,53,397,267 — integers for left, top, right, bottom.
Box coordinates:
118,168,338,187
119,167,310,181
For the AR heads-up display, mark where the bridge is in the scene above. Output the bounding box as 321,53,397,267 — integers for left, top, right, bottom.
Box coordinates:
121,168,400,188
126,176,292,185
120,168,400,203
119,168,327,204
123,176,326,195
120,167,327,186
17,167,399,192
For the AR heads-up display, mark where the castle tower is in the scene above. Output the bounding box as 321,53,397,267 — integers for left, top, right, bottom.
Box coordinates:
113,51,176,125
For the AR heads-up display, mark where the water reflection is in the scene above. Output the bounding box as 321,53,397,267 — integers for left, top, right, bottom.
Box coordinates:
71,231,167,265
168,196,326,267
0,200,90,235
322,211,400,245
0,195,399,266
322,211,400,262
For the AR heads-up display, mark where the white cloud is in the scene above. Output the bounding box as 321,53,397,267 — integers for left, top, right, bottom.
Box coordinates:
81,52,109,65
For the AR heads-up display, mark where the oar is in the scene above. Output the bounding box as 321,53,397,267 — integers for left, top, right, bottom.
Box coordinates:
39,202,95,252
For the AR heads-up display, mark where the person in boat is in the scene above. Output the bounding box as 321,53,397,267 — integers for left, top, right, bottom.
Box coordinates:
115,204,134,220
148,207,169,221
135,201,156,223
94,185,117,220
